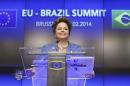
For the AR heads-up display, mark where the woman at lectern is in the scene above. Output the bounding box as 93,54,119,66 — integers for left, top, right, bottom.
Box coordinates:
31,17,94,86
32,17,84,86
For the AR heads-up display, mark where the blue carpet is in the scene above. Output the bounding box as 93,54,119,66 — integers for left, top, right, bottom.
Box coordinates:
0,73,130,86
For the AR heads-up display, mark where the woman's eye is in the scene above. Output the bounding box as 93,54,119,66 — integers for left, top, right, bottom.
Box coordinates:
57,28,61,30
64,28,68,30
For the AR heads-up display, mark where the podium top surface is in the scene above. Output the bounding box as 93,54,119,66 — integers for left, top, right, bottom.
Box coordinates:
28,51,86,55
19,46,95,56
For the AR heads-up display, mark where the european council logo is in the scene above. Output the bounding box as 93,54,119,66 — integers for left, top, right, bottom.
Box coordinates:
0,10,17,28
112,10,130,29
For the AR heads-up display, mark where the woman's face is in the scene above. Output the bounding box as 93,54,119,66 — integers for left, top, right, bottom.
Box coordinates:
55,22,69,40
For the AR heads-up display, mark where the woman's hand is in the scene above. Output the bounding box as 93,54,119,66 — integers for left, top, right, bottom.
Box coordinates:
92,70,95,77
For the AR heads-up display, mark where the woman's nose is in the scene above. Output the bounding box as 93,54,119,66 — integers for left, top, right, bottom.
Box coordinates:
61,30,64,32
61,29,65,32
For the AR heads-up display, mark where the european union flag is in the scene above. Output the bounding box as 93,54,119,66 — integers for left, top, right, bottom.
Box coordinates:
0,10,17,27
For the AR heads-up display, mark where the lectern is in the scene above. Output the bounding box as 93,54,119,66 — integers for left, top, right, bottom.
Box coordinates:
19,47,95,86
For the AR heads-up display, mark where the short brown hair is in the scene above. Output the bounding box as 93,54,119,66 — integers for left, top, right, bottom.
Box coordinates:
52,17,72,34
